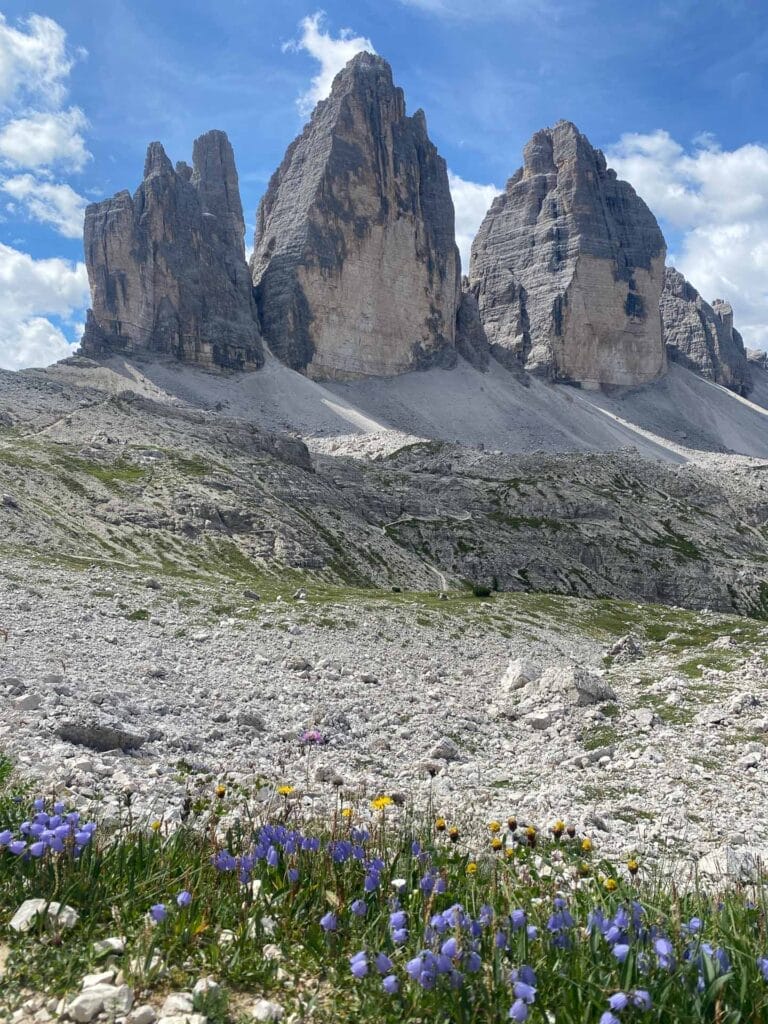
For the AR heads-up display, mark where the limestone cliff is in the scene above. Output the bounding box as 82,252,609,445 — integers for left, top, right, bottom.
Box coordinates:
250,53,460,380
661,267,752,395
80,131,263,371
467,121,667,387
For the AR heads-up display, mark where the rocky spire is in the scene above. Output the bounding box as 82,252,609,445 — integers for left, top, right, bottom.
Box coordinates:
79,130,263,371
250,52,460,379
661,267,752,395
464,121,667,386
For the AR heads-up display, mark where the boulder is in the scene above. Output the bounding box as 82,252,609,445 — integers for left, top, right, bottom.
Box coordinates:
251,53,460,379
467,120,667,386
9,899,79,933
80,131,263,371
661,267,752,395
57,720,147,753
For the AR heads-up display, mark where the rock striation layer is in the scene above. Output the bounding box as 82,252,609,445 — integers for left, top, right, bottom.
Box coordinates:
250,53,460,380
467,121,667,386
80,131,263,371
661,267,752,395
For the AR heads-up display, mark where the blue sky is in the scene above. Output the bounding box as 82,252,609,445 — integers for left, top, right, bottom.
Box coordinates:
1,0,767,369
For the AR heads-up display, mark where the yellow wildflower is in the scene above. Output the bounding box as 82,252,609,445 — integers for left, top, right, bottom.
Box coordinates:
449,826,460,843
505,847,515,859
489,820,502,834
604,878,618,892
627,858,639,876
341,807,353,818
552,819,565,839
277,785,295,796
150,820,162,832
466,862,478,875
435,817,447,832
370,795,394,811
215,784,226,799
491,837,503,851
581,837,593,853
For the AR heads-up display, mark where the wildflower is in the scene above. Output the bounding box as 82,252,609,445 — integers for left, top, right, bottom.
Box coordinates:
495,930,508,950
552,819,565,839
287,868,299,884
350,899,367,917
510,909,526,931
341,808,352,819
604,878,618,892
390,911,407,930
759,957,768,982
277,785,295,796
608,993,629,1011
350,951,368,979
371,795,394,811
176,890,192,908
392,928,409,945
627,858,639,876
489,820,502,833
581,837,593,852
566,824,576,838
382,975,399,995
449,826,460,843
9,840,25,855
466,862,478,875
320,912,337,932
29,842,45,857
513,981,536,1004
150,820,162,832
364,872,380,892
612,943,630,963
599,1015,620,1024
507,817,517,831
150,904,167,923
300,729,326,745
509,999,529,1021
631,990,652,1010
505,847,515,859
435,817,447,832
525,826,536,847
685,916,702,934
375,953,394,975
491,837,503,851
215,784,226,799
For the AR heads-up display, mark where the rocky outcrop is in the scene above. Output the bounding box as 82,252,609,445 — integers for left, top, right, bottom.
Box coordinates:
467,120,667,387
250,53,460,380
661,267,752,395
80,131,263,371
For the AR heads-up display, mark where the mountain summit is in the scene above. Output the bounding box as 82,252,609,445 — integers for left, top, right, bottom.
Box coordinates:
250,52,461,379
466,120,668,387
80,130,263,371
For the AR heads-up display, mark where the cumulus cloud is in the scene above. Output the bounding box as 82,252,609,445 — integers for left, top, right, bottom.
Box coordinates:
2,174,87,238
0,15,91,369
448,171,500,274
285,12,375,116
606,131,768,350
0,107,90,171
0,13,83,108
0,242,89,370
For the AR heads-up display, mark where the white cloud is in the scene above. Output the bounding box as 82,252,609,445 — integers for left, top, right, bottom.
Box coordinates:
2,174,87,238
607,131,768,351
0,242,88,370
448,171,500,274
285,12,375,116
0,107,90,171
0,13,82,109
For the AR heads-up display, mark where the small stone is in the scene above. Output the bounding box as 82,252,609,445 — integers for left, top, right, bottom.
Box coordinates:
93,937,125,959
145,578,162,590
128,1006,157,1024
161,993,194,1016
192,978,220,997
525,711,552,730
292,588,307,601
243,589,261,601
82,970,116,989
251,1000,284,1022
9,899,79,933
14,693,42,711
237,711,266,730
429,737,460,761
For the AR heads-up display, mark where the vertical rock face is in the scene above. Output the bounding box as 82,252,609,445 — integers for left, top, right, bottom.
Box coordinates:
80,131,263,371
467,121,667,386
661,267,752,395
250,52,460,380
